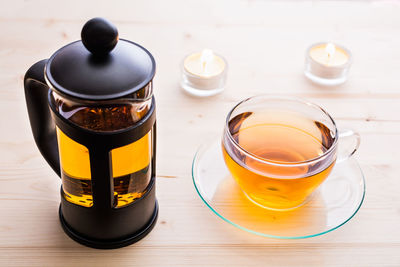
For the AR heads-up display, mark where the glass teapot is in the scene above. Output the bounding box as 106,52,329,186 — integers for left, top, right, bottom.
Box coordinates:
24,18,158,249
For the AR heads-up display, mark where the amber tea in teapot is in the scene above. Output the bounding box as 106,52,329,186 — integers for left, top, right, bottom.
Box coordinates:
51,90,153,208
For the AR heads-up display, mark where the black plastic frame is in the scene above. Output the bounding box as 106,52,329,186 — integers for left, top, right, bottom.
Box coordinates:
49,95,158,248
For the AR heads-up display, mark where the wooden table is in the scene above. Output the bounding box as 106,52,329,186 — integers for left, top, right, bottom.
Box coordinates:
1,0,399,266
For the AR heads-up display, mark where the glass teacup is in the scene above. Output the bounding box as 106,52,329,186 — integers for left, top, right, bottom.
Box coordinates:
222,96,360,211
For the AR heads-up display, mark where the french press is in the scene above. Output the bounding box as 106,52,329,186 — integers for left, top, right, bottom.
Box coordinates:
24,18,158,249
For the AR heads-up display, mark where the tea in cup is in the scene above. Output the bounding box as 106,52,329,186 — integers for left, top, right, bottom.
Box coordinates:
222,96,360,211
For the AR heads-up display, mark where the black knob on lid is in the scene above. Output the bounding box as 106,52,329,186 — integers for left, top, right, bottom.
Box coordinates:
81,17,119,55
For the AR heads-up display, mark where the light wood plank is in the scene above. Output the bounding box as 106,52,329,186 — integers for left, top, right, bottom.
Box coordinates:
1,0,400,266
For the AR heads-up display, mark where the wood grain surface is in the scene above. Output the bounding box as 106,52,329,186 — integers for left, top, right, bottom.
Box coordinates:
1,0,400,266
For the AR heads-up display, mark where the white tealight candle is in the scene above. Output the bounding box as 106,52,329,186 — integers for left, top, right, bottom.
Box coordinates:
304,42,352,86
181,49,228,97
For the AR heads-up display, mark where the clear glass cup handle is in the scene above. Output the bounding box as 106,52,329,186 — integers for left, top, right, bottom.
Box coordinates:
337,129,361,163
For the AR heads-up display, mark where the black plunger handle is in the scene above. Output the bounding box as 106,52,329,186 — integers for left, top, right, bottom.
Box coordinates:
24,59,61,177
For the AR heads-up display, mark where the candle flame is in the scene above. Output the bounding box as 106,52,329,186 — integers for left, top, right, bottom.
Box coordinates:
325,43,336,65
200,49,215,75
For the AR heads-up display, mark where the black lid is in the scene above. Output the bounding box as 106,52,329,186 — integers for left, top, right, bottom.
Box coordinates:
45,18,155,100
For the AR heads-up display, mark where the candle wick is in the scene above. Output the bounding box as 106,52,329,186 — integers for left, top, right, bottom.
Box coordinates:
202,60,207,72
325,43,336,66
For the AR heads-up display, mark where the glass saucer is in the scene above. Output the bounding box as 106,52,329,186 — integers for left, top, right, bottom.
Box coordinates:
192,138,365,239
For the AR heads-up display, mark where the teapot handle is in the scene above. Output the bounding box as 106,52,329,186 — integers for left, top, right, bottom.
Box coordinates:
24,59,61,177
